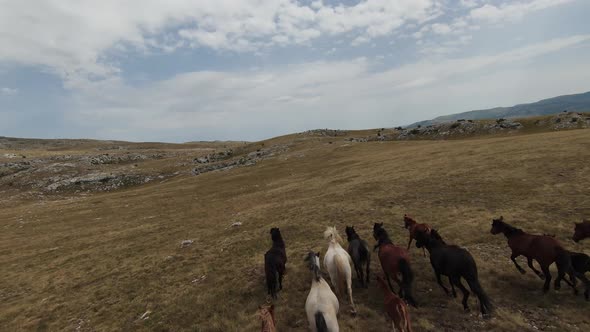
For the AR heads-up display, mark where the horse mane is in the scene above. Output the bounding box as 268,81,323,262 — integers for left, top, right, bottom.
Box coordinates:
429,229,446,245
324,226,343,244
270,228,284,246
374,227,393,246
305,252,322,281
403,214,417,225
497,220,525,236
345,226,360,241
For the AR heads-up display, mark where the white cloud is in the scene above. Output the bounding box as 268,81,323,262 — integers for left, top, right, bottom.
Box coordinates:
431,23,452,35
460,0,480,8
0,87,18,96
63,35,590,141
0,0,438,85
470,0,574,23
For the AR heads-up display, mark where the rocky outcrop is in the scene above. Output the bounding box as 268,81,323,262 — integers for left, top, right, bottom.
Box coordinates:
43,173,161,192
194,149,233,164
0,162,32,177
300,129,348,137
534,111,590,130
192,145,288,176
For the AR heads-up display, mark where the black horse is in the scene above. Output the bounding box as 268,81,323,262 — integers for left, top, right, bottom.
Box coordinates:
264,227,287,299
345,226,371,287
415,229,492,317
570,251,590,301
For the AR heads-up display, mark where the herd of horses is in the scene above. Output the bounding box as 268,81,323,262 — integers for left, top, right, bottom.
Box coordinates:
258,217,590,331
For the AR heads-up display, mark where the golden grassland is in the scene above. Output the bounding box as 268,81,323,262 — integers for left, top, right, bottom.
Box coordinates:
1,129,590,331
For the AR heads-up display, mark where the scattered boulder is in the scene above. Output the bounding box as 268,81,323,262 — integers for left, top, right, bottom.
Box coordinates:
180,239,194,248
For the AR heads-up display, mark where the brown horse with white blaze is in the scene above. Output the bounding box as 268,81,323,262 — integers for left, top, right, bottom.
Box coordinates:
490,216,577,294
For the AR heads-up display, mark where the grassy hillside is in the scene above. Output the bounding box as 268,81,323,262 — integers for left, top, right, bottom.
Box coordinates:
409,91,590,128
1,128,589,331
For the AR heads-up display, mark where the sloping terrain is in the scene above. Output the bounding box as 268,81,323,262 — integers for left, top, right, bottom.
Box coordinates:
1,122,589,331
409,91,590,128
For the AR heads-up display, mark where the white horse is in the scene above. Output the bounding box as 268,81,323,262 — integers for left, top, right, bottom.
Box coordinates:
323,226,356,314
305,251,340,332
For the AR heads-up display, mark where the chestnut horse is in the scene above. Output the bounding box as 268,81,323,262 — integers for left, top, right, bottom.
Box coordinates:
573,220,590,242
373,222,417,306
403,214,430,257
490,216,576,294
257,304,276,332
376,275,413,332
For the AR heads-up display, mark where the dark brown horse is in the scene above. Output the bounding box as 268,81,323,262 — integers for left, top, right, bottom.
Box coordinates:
573,220,590,242
373,222,417,306
490,216,576,294
415,229,492,317
403,214,431,257
264,228,287,299
569,251,590,301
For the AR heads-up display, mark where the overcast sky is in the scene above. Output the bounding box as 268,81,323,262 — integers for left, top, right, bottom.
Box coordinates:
1,0,589,142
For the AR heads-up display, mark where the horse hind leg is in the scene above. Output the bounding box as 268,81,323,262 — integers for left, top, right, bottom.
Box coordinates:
385,272,396,294
541,265,552,293
435,271,450,296
365,257,371,287
347,276,357,314
358,265,365,287
451,276,470,312
393,275,403,297
577,273,590,301
527,257,544,279
448,276,457,298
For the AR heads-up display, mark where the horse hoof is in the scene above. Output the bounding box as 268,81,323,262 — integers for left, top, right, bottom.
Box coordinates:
464,307,470,313
519,270,526,275
350,309,357,317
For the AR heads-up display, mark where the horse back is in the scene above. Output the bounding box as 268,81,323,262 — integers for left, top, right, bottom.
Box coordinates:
265,247,287,268
507,233,535,254
527,235,564,265
379,244,410,272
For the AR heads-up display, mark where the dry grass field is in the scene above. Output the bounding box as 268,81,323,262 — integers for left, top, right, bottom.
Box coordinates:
1,126,589,331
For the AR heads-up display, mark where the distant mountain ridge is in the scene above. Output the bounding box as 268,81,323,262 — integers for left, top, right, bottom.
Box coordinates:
408,91,590,128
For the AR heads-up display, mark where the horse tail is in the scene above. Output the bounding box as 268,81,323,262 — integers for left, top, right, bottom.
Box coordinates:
466,277,493,315
265,254,279,299
315,311,328,332
398,258,417,307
